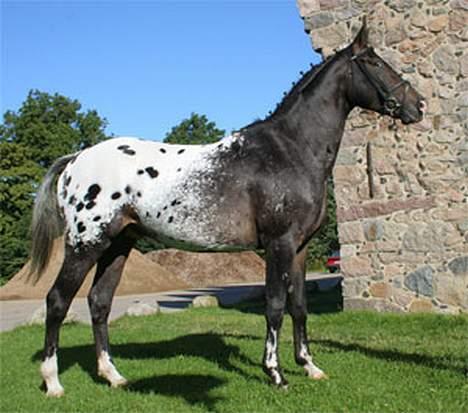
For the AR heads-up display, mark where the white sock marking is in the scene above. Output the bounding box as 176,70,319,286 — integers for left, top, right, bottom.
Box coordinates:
40,353,64,397
97,351,127,387
300,343,327,379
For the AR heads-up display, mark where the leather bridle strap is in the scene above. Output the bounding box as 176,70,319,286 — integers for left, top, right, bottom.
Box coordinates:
351,48,409,116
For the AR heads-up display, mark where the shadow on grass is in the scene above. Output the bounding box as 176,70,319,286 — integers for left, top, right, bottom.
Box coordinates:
230,278,343,315
128,374,226,411
313,338,468,377
32,332,262,409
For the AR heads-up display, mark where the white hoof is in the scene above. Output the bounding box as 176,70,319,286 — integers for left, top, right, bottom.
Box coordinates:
304,364,328,380
98,351,127,388
41,354,64,397
108,376,128,388
46,384,64,398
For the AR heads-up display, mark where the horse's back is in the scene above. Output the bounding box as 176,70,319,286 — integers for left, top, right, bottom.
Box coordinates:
57,136,257,250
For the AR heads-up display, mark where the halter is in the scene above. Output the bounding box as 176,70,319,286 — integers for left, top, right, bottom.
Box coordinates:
350,48,409,117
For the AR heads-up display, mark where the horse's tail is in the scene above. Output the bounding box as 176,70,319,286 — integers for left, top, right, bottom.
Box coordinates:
29,154,76,280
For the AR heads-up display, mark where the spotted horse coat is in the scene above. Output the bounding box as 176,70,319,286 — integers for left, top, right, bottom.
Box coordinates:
30,21,425,397
58,135,258,252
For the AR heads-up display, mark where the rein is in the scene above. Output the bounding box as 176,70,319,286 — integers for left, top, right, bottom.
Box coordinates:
350,48,409,116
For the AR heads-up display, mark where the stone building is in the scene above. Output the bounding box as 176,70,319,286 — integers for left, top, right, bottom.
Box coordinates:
296,0,468,313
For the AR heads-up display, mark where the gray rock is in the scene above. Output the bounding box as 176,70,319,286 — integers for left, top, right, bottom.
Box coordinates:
126,302,160,317
304,12,334,31
29,305,79,326
457,220,468,233
192,295,219,308
448,256,468,275
402,222,455,253
388,0,417,12
343,278,368,298
404,266,434,297
433,46,458,75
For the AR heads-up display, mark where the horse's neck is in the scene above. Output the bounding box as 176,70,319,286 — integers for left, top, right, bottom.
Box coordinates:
279,54,353,175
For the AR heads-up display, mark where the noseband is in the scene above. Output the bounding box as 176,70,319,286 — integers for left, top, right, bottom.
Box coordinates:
350,48,409,117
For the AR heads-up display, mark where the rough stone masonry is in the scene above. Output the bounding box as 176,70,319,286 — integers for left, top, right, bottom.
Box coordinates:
296,0,468,313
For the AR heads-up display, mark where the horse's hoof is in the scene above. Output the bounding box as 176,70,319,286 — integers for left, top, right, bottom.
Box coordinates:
110,377,128,388
279,382,289,391
310,371,328,380
305,364,328,380
46,386,64,398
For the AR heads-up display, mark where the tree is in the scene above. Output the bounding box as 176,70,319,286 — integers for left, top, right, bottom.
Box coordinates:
306,178,340,270
164,112,225,144
0,90,109,281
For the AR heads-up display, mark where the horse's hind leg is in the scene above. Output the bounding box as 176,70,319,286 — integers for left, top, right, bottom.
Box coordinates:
41,242,107,397
287,248,327,380
87,231,135,388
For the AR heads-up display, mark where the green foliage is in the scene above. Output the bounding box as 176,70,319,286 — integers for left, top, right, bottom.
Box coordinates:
306,178,340,271
163,112,225,145
0,90,108,281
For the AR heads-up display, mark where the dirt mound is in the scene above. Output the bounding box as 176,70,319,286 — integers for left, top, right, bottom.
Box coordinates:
145,249,265,287
0,238,188,301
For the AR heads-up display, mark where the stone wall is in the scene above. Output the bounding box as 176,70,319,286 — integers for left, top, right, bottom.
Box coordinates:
296,0,468,313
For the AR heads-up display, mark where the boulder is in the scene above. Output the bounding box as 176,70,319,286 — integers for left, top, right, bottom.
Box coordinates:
192,295,219,308
125,301,160,317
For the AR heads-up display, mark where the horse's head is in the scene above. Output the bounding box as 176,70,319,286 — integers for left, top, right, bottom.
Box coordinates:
347,19,426,125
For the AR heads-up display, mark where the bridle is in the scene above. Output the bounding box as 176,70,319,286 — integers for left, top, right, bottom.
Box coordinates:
350,48,410,117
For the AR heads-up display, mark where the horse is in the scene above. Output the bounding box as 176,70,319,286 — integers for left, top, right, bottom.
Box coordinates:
30,20,425,396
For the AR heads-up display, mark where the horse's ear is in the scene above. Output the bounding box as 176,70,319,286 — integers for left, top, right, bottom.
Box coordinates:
352,17,369,54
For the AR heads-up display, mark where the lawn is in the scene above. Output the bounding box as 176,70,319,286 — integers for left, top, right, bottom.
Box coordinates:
1,298,467,413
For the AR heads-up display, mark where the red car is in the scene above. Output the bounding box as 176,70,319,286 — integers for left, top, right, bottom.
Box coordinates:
326,250,340,273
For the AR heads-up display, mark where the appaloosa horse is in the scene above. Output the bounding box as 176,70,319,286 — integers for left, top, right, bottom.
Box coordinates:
31,20,425,396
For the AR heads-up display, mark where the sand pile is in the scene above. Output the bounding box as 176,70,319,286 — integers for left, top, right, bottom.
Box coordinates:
145,249,265,288
0,238,188,300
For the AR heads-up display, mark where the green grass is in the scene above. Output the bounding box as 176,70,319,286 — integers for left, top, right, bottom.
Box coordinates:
1,301,467,413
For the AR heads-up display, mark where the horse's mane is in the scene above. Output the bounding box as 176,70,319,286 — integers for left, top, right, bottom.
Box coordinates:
241,49,346,131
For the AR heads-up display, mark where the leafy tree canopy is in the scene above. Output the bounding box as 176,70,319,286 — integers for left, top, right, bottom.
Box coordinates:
0,90,109,281
306,178,340,270
164,112,225,145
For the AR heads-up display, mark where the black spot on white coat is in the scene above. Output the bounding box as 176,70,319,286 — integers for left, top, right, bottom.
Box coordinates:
145,167,159,178
85,184,101,201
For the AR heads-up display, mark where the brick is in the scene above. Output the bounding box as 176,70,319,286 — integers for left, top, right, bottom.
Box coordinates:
339,221,365,244
428,15,449,32
408,298,434,313
341,256,374,277
336,196,436,222
370,282,393,298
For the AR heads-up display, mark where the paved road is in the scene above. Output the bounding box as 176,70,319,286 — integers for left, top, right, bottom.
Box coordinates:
0,273,341,333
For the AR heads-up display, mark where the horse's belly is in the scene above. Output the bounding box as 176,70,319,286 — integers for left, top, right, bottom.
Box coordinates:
136,181,257,250
137,193,258,251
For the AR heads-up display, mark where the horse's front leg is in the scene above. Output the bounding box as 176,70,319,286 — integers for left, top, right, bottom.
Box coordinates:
287,248,327,380
263,237,294,388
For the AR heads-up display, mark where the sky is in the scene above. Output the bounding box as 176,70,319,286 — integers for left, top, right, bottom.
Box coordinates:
1,0,321,141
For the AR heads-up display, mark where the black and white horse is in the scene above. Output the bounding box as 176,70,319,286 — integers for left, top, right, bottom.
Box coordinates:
31,20,425,396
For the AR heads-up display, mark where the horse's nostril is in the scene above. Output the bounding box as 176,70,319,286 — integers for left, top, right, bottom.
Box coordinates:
419,100,427,114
